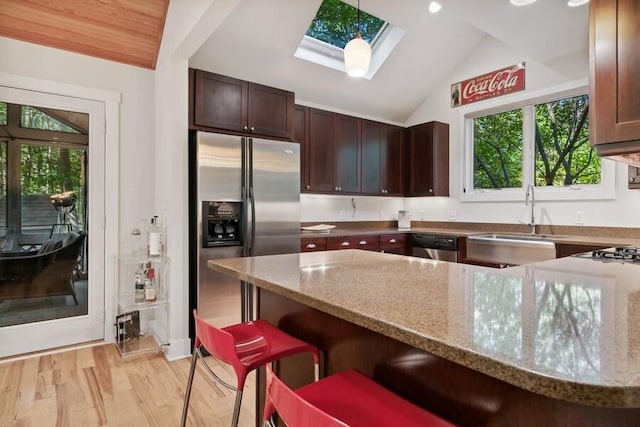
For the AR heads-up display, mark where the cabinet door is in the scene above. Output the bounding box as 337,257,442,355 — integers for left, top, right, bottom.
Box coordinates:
333,114,361,193
308,109,335,192
248,82,294,140
295,105,310,191
381,125,406,195
361,120,382,194
590,0,640,150
193,70,247,132
409,122,449,197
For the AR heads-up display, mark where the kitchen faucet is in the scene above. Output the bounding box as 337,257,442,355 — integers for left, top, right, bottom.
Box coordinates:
525,184,536,235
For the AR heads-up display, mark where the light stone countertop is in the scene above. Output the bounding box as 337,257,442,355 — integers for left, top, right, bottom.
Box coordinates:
301,227,640,247
208,250,640,408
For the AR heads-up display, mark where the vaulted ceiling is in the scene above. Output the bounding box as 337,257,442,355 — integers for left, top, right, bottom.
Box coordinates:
190,0,589,123
0,0,589,124
0,0,169,69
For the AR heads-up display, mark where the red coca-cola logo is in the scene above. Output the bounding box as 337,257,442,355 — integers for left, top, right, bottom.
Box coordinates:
452,64,526,108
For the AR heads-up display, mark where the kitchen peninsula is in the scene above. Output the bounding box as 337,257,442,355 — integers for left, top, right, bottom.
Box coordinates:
209,250,640,426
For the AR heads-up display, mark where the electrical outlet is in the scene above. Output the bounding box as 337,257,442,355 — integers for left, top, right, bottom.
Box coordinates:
420,210,425,220
449,210,457,221
576,211,584,224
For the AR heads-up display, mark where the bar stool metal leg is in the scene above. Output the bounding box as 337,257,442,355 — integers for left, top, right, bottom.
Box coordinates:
180,349,199,427
230,390,243,427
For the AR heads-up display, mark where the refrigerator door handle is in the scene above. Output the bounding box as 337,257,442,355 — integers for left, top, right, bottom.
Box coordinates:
248,138,255,256
241,137,249,257
249,187,256,257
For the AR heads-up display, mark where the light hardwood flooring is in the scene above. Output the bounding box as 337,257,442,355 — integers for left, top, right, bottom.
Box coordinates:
0,344,256,426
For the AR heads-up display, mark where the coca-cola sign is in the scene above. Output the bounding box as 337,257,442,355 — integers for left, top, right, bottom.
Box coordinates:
451,63,525,108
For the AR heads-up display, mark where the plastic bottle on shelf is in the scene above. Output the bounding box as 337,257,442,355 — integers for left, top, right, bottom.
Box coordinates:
134,263,145,303
147,216,164,256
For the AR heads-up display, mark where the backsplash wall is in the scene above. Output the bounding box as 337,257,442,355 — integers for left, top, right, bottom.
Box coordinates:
300,194,405,223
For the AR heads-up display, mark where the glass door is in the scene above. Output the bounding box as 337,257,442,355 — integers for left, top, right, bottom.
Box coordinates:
0,86,105,357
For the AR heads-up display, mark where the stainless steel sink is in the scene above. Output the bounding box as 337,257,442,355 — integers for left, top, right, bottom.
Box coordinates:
466,233,557,266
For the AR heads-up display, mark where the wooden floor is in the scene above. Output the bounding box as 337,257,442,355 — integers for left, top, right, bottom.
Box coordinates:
0,344,256,426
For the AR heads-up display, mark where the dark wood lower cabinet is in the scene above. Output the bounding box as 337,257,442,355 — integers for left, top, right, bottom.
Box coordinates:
257,290,640,427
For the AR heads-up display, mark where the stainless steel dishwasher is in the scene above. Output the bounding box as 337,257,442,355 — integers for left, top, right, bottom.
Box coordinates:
411,234,459,262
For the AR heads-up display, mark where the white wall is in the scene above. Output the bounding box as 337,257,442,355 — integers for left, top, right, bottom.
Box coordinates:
404,36,640,228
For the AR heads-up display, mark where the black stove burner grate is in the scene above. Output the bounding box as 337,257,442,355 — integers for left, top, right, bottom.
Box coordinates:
592,247,640,261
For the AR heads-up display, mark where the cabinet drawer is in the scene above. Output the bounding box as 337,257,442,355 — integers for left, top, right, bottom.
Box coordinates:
300,237,327,252
327,235,380,251
379,233,407,249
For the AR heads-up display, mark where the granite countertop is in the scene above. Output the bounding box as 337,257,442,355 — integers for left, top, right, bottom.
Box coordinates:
301,227,640,247
208,250,640,408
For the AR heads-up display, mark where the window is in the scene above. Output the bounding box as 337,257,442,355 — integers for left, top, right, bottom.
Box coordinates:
0,101,88,234
21,105,81,133
463,87,614,201
295,0,405,79
0,102,6,125
305,0,386,48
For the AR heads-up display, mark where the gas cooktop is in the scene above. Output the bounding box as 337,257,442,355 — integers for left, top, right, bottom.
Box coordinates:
579,247,640,262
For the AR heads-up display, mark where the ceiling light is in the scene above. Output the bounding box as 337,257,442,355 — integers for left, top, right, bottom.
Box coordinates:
567,0,589,6
510,0,537,5
428,1,442,13
344,0,371,78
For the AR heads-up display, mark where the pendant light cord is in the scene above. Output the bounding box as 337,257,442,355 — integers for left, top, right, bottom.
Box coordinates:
357,0,361,36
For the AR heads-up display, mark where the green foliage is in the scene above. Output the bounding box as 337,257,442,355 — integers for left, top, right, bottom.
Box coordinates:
474,109,523,189
20,145,83,195
534,95,598,186
306,0,385,48
0,102,6,125
473,95,600,190
21,106,79,133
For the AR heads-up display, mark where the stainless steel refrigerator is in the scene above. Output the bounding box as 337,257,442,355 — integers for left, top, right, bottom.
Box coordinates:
188,131,300,338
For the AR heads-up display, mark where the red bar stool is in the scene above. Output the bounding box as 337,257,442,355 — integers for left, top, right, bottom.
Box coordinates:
263,364,455,427
181,310,320,427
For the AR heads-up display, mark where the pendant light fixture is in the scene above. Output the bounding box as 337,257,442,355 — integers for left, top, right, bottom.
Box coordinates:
344,0,371,77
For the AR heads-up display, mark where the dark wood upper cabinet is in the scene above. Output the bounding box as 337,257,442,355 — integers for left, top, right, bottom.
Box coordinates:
308,108,335,193
361,120,382,194
295,105,310,191
361,122,406,196
382,125,406,195
589,0,640,165
409,121,449,197
333,114,361,193
190,69,294,140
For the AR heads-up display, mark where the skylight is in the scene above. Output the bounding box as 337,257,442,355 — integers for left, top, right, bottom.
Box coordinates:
295,0,405,80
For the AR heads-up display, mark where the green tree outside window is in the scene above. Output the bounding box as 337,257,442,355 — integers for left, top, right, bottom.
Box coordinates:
306,0,386,48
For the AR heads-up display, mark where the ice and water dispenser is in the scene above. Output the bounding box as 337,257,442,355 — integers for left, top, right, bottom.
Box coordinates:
202,201,242,247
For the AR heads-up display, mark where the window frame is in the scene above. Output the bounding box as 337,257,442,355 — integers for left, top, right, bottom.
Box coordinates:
460,80,615,202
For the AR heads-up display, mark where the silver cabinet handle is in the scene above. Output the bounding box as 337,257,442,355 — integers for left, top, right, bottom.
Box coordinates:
335,186,339,191
429,189,433,193
389,239,396,243
305,184,311,190
243,125,248,131
359,240,367,245
341,242,350,247
250,126,255,132
306,243,316,249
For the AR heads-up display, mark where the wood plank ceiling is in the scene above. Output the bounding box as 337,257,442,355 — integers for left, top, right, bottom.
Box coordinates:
0,0,169,69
